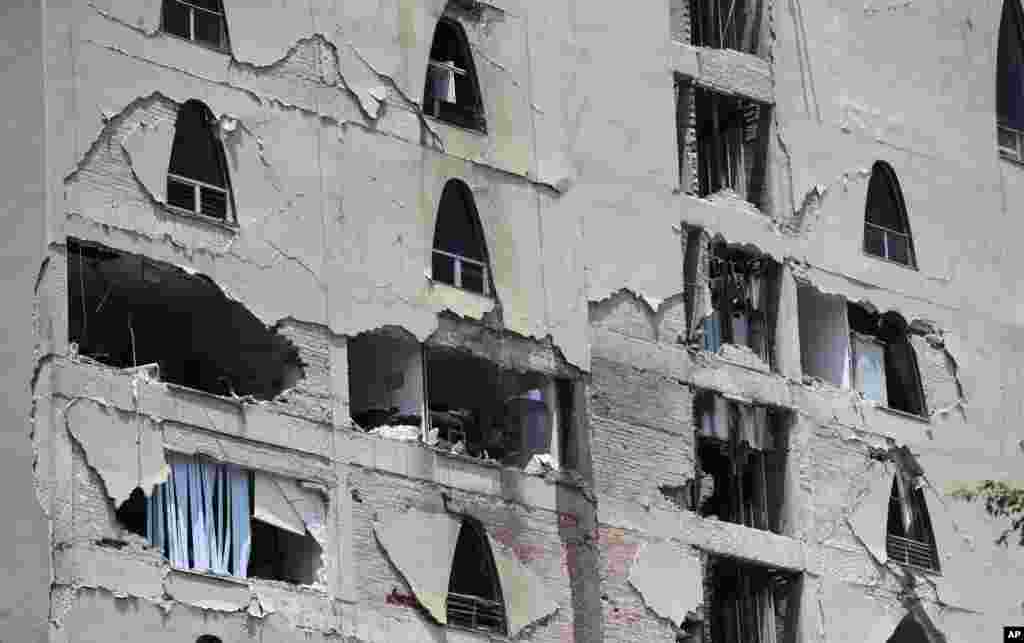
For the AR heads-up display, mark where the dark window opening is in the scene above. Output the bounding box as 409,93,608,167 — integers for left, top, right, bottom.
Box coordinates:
886,475,940,573
162,0,229,51
346,331,573,469
423,17,486,131
432,180,492,297
197,637,223,643
167,100,233,221
999,0,1024,159
693,393,786,533
864,162,916,267
887,615,930,643
689,0,764,54
703,556,799,643
67,238,303,400
120,454,324,583
677,81,770,208
848,305,927,416
447,519,506,634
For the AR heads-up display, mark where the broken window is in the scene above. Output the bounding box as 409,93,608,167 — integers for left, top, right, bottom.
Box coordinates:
676,80,771,207
693,392,787,533
347,331,572,469
689,0,765,54
162,0,229,51
847,305,927,416
196,637,222,643
886,474,940,573
447,518,506,634
432,179,493,297
685,233,777,370
167,100,233,221
423,17,486,132
122,453,324,584
703,556,798,643
863,162,916,268
999,0,1024,160
887,615,930,643
797,286,850,388
67,239,303,400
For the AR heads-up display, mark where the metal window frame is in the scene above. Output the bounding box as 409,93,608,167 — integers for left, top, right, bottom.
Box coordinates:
163,0,229,52
167,172,232,222
999,123,1024,162
431,248,491,297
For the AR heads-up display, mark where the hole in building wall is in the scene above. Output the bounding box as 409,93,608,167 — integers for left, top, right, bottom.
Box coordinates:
687,0,764,54
702,556,799,643
447,518,506,635
347,330,574,468
797,288,928,417
886,615,930,643
67,238,304,400
692,391,787,534
116,455,324,585
684,233,778,371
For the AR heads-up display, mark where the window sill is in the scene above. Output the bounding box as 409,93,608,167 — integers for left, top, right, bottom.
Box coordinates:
428,278,494,301
861,250,918,271
161,30,231,56
425,114,488,137
169,566,251,586
877,405,931,424
163,204,239,232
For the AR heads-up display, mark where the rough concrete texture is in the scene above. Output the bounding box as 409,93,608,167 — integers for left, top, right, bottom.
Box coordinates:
7,0,1024,641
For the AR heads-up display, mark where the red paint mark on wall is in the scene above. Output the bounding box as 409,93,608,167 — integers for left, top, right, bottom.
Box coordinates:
386,588,418,608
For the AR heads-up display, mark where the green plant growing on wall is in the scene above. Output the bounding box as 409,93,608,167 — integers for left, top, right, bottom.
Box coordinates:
951,481,1024,546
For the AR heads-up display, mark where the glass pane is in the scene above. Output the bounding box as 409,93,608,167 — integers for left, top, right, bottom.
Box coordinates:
200,187,227,219
886,234,911,265
460,261,485,295
432,252,454,286
194,11,225,49
162,1,190,39
864,224,885,257
167,177,195,212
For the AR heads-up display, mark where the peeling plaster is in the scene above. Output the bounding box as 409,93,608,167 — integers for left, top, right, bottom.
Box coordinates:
121,119,175,203
627,541,701,627
63,396,168,507
487,533,560,637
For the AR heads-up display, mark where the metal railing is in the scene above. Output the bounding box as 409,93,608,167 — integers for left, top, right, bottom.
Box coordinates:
446,592,506,633
886,534,940,572
167,173,230,221
863,221,912,265
999,124,1024,162
432,248,491,297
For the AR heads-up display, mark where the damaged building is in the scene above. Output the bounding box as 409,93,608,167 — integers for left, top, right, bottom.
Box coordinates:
3,0,1024,642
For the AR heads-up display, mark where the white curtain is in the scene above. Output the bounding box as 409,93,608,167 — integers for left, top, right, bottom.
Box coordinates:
147,453,250,577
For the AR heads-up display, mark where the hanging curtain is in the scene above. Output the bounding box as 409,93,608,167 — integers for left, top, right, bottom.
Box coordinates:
146,453,251,577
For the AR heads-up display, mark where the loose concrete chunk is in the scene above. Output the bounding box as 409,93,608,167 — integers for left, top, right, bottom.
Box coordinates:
488,533,560,636
65,399,168,507
847,462,894,564
120,120,175,203
373,509,462,624
628,541,701,626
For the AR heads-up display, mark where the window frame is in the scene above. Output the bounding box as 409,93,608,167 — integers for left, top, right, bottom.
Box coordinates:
998,0,1024,160
885,475,941,574
430,179,493,298
446,517,507,635
862,162,917,269
166,100,237,225
422,16,487,133
161,0,231,53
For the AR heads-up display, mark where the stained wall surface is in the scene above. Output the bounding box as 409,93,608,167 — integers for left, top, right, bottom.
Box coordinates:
8,0,1024,641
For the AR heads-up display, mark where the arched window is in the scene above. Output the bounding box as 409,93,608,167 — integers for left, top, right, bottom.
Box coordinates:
167,100,233,222
447,519,506,634
196,636,222,643
423,17,486,131
432,180,492,296
886,474,940,573
848,306,928,417
864,162,916,268
998,0,1024,159
887,616,930,643
162,0,229,51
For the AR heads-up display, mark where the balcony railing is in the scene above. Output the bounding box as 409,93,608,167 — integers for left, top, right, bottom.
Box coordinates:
999,124,1024,163
886,534,940,572
446,592,506,634
167,173,230,221
431,248,491,297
